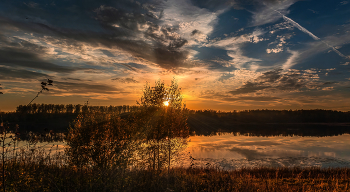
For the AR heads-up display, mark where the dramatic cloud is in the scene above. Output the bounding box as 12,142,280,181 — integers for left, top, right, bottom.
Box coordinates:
224,96,281,101
0,66,47,80
0,47,77,73
0,1,192,70
54,81,121,94
229,68,321,95
206,29,265,68
0,0,350,111
111,77,139,83
160,0,220,45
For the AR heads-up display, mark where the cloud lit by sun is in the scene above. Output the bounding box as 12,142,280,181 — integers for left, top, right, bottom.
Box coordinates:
0,0,350,112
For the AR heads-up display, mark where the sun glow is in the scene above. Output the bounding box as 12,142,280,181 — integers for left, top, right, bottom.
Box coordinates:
163,100,169,106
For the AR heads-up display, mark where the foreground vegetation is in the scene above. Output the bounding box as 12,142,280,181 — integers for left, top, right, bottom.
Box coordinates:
1,158,350,192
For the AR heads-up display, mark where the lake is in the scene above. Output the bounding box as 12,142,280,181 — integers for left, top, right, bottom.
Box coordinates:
7,131,350,170
182,132,350,170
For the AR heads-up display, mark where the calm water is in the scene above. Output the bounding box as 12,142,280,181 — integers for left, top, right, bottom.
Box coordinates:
8,132,350,170
182,133,350,169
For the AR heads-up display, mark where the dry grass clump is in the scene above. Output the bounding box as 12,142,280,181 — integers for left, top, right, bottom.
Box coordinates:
167,167,350,192
1,154,350,192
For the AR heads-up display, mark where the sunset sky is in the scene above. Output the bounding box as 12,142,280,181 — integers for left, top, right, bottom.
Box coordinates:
0,0,350,112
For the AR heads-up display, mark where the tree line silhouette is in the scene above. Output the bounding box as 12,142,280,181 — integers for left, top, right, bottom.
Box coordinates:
16,104,140,114
187,109,350,136
1,107,350,137
0,104,142,133
188,109,350,123
13,105,350,123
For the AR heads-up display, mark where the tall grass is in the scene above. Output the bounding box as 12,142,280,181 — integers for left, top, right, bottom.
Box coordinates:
1,121,350,191
1,148,350,192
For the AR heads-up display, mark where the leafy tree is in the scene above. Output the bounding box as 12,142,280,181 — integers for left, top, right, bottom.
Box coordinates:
139,78,183,109
136,78,189,170
74,104,81,114
66,104,74,113
65,78,188,171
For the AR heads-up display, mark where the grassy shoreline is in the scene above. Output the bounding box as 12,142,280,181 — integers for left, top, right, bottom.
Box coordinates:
2,161,350,191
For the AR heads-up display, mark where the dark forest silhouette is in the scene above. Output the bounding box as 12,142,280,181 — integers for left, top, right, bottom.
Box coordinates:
188,109,350,136
1,105,350,137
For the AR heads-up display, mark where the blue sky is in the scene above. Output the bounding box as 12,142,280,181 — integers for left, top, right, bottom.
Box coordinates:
0,0,350,111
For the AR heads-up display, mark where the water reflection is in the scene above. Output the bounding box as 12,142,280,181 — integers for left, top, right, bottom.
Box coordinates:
2,133,66,159
183,132,350,169
190,123,350,137
7,132,350,170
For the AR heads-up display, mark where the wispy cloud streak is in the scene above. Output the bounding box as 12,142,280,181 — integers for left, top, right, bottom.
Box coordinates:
281,15,319,40
321,41,346,58
275,10,348,59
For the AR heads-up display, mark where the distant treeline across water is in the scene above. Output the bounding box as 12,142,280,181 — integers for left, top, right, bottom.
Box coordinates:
15,103,139,114
11,104,350,122
188,109,350,136
1,104,350,136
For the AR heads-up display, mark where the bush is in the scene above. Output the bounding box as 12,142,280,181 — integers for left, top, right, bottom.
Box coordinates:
65,112,137,169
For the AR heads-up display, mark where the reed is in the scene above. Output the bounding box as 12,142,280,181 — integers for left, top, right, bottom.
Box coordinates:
1,149,350,192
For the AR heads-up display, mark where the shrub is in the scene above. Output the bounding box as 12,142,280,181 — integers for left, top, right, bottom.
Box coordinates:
65,112,137,169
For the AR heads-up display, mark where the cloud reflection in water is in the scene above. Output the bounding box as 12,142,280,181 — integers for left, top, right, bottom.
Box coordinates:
183,133,350,169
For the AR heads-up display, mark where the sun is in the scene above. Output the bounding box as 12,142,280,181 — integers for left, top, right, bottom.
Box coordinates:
163,100,169,106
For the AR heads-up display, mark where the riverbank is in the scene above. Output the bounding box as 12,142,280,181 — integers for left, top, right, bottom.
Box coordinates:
2,161,350,191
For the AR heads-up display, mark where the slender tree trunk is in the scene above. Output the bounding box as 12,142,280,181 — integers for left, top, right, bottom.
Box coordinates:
168,135,170,174
157,139,160,171
153,144,156,171
166,108,171,174
28,88,43,105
